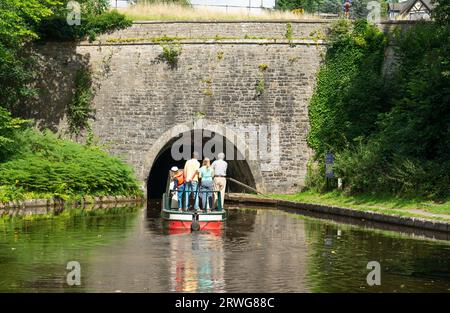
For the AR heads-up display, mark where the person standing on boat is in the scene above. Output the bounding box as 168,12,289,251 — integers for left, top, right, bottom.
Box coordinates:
171,166,185,211
199,158,214,212
212,152,227,210
184,151,200,210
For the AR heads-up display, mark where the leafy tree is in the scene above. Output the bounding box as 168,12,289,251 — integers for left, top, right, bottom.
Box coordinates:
320,0,341,13
432,0,450,25
0,0,57,45
36,0,132,42
0,0,59,109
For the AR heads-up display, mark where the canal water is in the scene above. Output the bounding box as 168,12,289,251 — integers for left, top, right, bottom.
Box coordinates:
0,204,449,292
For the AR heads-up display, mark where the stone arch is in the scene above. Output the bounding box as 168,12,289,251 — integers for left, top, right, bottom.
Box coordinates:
142,119,264,198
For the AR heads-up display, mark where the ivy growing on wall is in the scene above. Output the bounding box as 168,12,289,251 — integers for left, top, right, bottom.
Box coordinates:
307,17,450,199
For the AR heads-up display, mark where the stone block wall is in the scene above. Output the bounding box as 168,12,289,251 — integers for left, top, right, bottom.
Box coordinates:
27,21,329,194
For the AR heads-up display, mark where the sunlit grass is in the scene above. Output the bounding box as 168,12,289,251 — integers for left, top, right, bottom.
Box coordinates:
118,3,321,21
270,190,450,219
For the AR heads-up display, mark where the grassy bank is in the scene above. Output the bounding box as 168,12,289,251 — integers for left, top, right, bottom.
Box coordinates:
0,112,143,203
269,191,450,221
118,3,321,21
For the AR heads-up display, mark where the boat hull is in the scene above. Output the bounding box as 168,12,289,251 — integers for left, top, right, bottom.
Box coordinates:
161,209,227,231
166,220,223,231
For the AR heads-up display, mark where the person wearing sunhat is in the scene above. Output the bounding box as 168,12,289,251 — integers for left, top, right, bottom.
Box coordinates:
171,166,185,211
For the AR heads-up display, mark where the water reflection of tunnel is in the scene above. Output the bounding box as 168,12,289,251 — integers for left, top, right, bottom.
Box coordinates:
147,130,256,198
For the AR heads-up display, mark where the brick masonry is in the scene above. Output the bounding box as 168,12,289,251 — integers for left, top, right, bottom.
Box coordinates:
26,21,331,194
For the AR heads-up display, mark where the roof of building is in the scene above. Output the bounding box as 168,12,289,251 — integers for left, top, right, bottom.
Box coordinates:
388,0,436,13
388,2,404,11
399,0,436,15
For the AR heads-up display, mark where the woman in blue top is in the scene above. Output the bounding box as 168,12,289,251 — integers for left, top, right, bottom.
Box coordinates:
198,158,214,211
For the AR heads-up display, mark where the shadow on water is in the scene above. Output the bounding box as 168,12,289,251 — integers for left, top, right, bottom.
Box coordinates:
226,202,450,242
278,205,450,242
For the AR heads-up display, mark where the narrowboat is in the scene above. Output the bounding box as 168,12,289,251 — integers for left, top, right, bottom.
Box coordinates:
161,172,227,232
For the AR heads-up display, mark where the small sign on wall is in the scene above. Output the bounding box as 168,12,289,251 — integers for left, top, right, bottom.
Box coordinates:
325,153,334,178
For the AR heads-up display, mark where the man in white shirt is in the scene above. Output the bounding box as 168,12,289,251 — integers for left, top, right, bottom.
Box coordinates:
211,152,228,210
184,151,200,210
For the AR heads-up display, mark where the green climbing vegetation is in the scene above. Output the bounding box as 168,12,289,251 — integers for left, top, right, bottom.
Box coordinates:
307,15,450,200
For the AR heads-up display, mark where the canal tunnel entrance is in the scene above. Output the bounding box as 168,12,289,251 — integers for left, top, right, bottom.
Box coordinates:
147,130,257,199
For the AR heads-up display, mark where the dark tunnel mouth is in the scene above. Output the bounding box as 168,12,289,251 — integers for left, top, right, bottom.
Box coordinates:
146,130,257,199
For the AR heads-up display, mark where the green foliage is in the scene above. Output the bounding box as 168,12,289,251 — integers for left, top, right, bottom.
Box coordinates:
0,0,57,109
332,142,388,194
285,22,293,41
67,68,95,136
37,9,133,42
383,22,450,163
432,0,450,25
255,78,265,96
161,43,182,68
333,143,450,199
0,43,37,110
80,0,110,15
308,19,387,157
308,18,450,200
0,129,142,201
335,0,387,19
0,0,56,46
304,161,327,193
0,108,29,161
255,64,268,96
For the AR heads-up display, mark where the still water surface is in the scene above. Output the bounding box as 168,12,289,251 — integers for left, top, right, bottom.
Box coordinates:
0,204,449,292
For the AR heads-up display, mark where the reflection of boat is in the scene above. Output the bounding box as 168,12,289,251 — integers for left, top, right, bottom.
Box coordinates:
161,172,227,232
168,232,225,292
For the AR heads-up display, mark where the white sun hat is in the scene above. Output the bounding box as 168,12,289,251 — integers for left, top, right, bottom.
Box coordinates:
170,166,178,172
